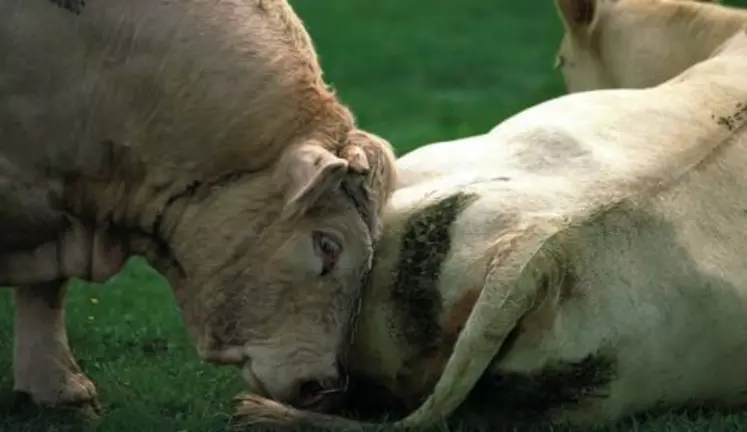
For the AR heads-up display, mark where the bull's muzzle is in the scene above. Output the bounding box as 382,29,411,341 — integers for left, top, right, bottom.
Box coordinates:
285,372,343,413
198,346,245,365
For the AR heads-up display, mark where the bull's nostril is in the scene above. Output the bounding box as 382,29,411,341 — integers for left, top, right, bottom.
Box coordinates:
298,380,325,401
290,377,342,412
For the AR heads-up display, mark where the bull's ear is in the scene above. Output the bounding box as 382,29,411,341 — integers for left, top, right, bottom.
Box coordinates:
555,0,599,41
340,130,398,238
279,144,348,221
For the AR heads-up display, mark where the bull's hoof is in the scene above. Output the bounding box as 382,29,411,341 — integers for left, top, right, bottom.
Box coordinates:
5,390,102,421
11,368,100,417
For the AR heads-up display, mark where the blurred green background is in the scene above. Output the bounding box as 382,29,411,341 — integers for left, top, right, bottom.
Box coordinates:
293,1,566,155
3,0,747,431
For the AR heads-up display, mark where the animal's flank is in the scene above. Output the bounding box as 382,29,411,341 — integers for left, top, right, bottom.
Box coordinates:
390,192,479,349
48,0,86,14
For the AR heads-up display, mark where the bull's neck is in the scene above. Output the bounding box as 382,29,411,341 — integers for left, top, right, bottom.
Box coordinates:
57,110,346,275
60,166,222,280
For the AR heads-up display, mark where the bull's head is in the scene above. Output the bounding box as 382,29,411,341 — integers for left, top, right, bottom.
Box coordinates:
142,130,397,411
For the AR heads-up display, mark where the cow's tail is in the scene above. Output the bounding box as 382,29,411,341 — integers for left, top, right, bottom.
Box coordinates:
393,217,566,428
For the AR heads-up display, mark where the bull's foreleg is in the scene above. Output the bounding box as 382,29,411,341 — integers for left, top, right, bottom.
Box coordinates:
12,280,97,411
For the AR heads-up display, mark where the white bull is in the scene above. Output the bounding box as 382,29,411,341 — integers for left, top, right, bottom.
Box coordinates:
232,31,747,430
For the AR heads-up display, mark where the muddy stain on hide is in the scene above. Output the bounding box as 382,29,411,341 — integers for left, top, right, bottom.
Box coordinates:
458,351,617,426
48,0,86,14
390,192,479,350
712,101,747,133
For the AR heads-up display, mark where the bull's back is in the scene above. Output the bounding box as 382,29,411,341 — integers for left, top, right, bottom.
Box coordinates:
0,0,187,168
0,0,313,178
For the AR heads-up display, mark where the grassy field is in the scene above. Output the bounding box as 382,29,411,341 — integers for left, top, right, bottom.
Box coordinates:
4,0,747,431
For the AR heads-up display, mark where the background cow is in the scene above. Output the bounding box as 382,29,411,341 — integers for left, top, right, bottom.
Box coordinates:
0,0,397,413
553,0,740,92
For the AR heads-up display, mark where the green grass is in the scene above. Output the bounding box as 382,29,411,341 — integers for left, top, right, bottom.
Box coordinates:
4,0,747,430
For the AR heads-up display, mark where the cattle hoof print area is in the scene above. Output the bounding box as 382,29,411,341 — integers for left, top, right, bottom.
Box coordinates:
3,0,747,431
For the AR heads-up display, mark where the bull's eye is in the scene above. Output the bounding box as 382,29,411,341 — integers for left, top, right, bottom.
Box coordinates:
313,231,342,276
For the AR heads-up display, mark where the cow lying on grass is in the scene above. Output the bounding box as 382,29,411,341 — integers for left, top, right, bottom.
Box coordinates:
553,0,741,92
232,30,747,431
0,0,396,413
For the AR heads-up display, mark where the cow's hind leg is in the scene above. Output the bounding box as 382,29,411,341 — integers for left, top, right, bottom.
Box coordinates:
12,280,97,412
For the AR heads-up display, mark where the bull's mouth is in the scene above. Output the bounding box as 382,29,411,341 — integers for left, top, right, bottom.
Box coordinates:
240,361,273,399
293,387,344,413
230,375,408,430
334,373,409,421
199,345,246,366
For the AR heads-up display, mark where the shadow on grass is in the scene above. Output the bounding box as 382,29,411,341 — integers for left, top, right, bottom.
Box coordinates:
0,391,98,432
0,384,235,432
231,408,747,432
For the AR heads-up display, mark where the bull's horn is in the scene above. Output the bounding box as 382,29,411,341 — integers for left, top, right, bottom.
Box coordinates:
394,217,566,427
